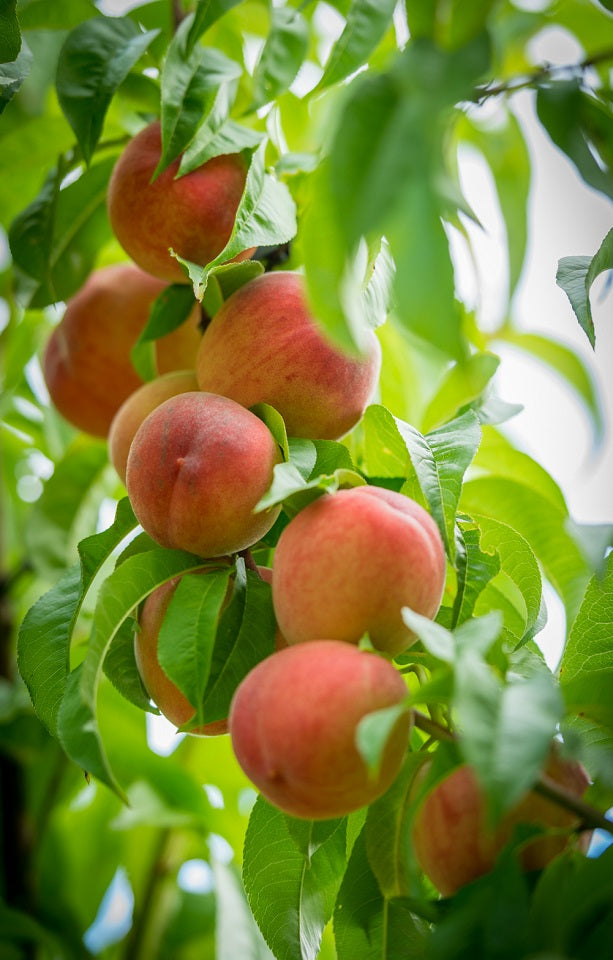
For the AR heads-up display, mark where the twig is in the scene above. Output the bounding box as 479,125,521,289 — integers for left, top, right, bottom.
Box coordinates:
412,710,613,837
471,47,613,103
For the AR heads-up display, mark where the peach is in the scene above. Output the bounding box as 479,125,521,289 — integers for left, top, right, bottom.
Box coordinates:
196,271,381,440
108,370,199,483
42,263,201,437
136,570,229,735
126,391,282,557
229,640,411,819
411,752,592,896
107,121,251,283
272,486,446,656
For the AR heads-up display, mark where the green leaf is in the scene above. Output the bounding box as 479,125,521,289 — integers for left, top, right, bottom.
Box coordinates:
398,409,482,560
57,548,206,795
317,0,397,92
180,118,264,173
157,14,242,176
365,753,426,898
559,552,613,728
25,439,109,574
158,567,232,726
250,6,308,110
130,282,198,380
185,0,245,55
421,352,500,433
470,514,542,642
452,520,501,627
103,616,153,713
537,81,613,202
556,227,613,349
334,828,428,960
177,144,296,297
17,0,98,30
454,661,564,820
356,702,410,777
9,155,116,308
0,0,20,62
56,17,160,164
0,41,31,115
243,797,347,960
200,563,277,725
17,497,138,737
256,462,365,517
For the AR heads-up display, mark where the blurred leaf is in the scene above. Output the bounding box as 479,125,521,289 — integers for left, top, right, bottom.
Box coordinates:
316,0,397,92
131,282,198,379
559,552,613,728
214,860,275,960
177,144,296,297
452,520,501,627
365,753,426,898
243,797,347,960
561,715,613,791
459,108,530,294
0,42,31,114
250,6,308,110
0,0,19,62
17,0,98,30
17,497,137,737
186,0,245,55
9,155,116,308
158,567,232,726
56,17,160,164
356,702,410,776
200,563,276,725
537,81,613,202
422,352,500,433
333,828,428,960
556,227,613,349
25,438,109,574
157,14,242,175
57,547,206,795
103,616,153,713
454,661,564,821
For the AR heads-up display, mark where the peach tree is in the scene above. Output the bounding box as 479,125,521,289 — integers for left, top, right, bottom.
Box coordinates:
1,1,613,958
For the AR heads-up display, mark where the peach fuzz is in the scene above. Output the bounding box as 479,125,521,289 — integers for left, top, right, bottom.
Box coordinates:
108,370,199,483
229,640,411,819
411,753,592,896
126,391,282,558
272,486,446,656
107,121,251,283
136,570,229,735
42,263,201,437
196,271,381,440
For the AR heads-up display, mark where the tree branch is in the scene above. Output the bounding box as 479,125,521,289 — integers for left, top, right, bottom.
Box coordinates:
471,47,613,103
412,710,613,838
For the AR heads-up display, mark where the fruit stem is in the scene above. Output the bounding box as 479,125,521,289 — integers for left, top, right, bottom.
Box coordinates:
413,710,613,838
238,548,259,574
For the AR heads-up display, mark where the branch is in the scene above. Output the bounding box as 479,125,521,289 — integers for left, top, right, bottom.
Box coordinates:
412,710,613,838
471,47,613,103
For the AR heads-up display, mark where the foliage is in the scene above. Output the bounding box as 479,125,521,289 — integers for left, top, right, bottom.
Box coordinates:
1,1,612,959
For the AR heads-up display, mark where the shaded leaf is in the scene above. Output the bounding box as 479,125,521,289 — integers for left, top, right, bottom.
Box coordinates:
0,0,20,62
130,282,198,380
56,17,159,164
0,41,31,114
422,352,500,433
452,520,501,627
103,616,153,713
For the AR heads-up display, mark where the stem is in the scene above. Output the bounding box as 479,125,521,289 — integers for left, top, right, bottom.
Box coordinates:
172,0,187,31
472,47,613,103
412,711,613,838
122,828,171,960
238,548,259,574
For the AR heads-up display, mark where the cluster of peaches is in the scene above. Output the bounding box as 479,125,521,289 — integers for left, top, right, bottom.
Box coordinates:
41,121,590,896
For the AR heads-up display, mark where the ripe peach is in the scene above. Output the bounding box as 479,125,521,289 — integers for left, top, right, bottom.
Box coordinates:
229,641,411,819
108,370,199,483
136,570,229,735
411,753,592,896
196,272,381,440
107,121,251,283
42,263,201,437
126,392,282,557
272,486,446,656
